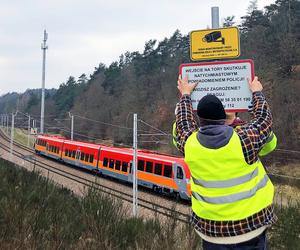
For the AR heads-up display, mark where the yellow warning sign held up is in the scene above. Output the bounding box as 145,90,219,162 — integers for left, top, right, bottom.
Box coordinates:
190,27,240,61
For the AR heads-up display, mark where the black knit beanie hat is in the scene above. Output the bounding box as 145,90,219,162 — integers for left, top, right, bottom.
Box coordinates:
197,94,226,120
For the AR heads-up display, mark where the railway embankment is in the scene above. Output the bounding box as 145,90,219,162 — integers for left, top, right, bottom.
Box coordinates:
0,158,299,249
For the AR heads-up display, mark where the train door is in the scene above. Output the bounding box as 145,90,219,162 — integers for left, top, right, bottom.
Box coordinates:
127,161,133,182
175,164,188,199
45,142,49,156
75,148,81,167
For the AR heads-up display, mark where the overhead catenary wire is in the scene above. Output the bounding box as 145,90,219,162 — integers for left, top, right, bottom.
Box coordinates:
73,114,132,131
138,119,171,136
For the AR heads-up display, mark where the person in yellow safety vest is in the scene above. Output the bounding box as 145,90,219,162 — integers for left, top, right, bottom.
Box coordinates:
172,114,277,157
175,75,277,250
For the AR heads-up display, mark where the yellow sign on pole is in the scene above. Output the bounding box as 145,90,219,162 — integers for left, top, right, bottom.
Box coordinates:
190,27,240,61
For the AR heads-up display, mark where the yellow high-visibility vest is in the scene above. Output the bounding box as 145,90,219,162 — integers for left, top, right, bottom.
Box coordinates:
184,131,274,221
172,122,178,149
259,132,277,157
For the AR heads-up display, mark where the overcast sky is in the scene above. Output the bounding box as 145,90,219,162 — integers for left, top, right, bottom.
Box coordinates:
0,0,275,96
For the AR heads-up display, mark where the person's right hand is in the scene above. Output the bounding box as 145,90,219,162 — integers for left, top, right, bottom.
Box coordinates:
248,76,263,93
177,75,198,95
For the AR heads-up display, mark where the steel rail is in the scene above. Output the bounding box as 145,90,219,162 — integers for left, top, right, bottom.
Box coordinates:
0,138,190,224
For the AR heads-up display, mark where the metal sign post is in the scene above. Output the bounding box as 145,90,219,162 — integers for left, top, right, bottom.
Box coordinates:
6,114,9,134
132,113,138,216
71,114,74,140
10,113,15,161
211,6,220,29
28,115,31,147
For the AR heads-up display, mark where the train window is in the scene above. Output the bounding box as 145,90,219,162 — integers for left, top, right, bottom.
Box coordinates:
115,160,121,171
121,162,128,172
138,160,145,171
176,167,183,180
145,161,153,173
81,152,85,161
89,155,94,163
72,150,76,158
68,150,72,157
109,159,114,169
65,149,68,156
103,157,108,167
57,148,60,154
154,163,162,175
130,162,132,173
164,165,172,178
85,154,89,162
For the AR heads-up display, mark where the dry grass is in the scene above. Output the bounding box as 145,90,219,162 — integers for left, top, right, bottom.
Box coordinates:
0,158,299,249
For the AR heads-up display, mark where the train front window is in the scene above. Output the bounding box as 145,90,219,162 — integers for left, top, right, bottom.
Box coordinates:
176,167,184,180
164,165,172,178
138,160,144,171
115,160,121,170
109,159,114,169
154,163,162,176
146,161,153,173
121,162,128,172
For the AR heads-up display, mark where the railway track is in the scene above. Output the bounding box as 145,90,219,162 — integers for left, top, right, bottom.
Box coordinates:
0,127,299,223
0,129,191,224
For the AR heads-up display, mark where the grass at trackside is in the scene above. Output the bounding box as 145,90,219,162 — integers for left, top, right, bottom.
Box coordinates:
0,127,36,148
0,160,299,249
0,158,200,249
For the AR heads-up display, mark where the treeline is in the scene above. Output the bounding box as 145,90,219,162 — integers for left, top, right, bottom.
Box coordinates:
1,0,299,151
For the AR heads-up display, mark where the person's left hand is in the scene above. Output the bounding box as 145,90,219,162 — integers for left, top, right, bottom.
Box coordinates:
177,75,198,95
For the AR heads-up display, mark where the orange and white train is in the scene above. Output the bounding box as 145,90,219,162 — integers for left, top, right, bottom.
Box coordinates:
35,135,191,200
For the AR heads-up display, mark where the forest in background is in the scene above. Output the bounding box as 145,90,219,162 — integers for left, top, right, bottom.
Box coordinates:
1,0,299,152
